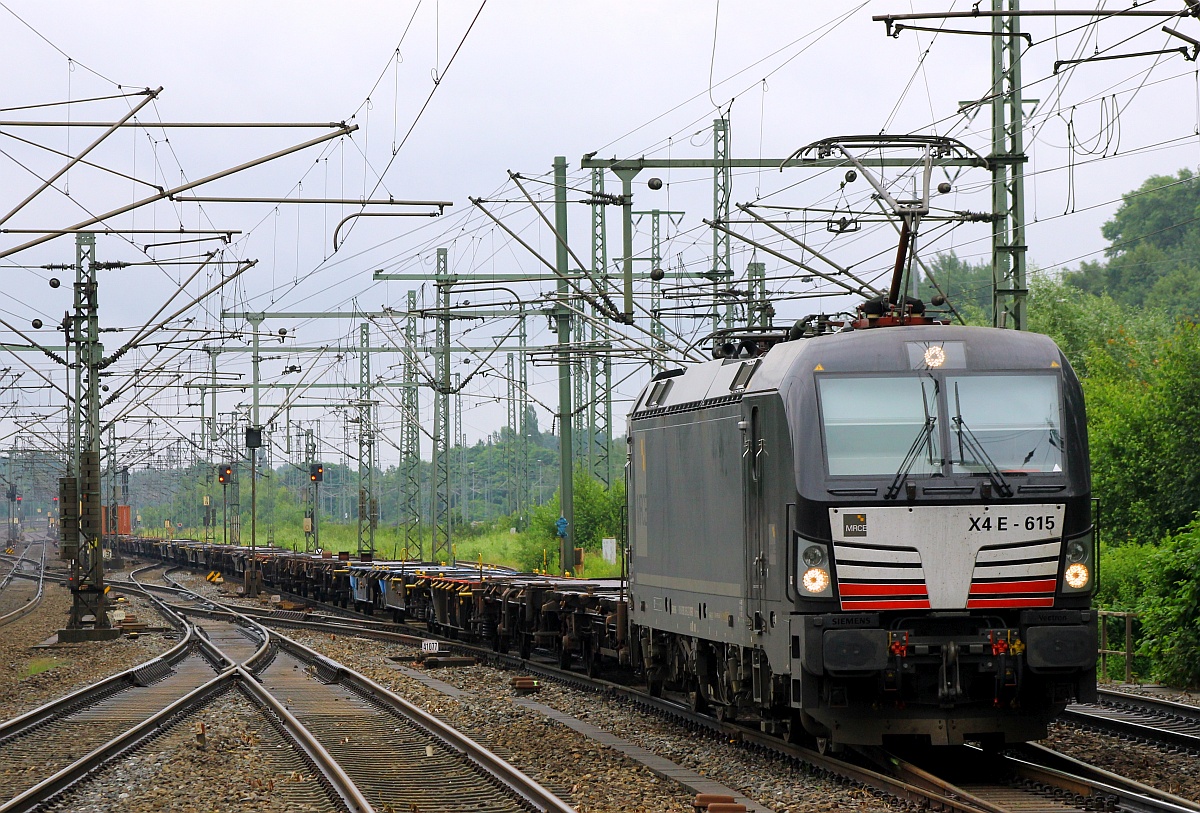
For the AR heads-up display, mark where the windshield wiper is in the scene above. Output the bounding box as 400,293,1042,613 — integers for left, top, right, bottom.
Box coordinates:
952,382,1013,498
885,415,937,500
885,377,939,500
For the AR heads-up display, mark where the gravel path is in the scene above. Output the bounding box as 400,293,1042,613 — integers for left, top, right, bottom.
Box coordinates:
45,689,338,813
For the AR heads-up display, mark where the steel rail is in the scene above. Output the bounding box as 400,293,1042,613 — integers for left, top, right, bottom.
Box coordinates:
0,668,239,813
1015,742,1200,813
1062,691,1200,754
138,560,1197,813
273,632,576,813
0,539,44,627
0,576,365,812
1000,746,1200,813
189,584,1200,813
233,664,374,813
223,603,994,813
155,565,277,672
157,571,564,812
1095,687,1200,725
129,568,367,809
0,616,194,746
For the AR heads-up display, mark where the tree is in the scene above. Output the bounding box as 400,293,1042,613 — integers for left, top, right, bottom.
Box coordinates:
516,471,624,571
1064,168,1200,314
918,251,993,321
1135,517,1200,688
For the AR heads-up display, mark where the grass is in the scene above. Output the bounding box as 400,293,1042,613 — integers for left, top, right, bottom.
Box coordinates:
159,522,624,578
24,657,61,678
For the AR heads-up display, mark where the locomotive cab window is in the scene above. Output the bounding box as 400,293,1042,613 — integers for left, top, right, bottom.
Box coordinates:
817,376,940,477
946,374,1062,474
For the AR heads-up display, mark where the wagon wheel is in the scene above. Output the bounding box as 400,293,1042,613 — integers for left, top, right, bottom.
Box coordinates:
584,642,600,678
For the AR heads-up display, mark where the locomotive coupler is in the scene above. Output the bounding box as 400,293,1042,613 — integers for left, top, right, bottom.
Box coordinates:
937,640,963,703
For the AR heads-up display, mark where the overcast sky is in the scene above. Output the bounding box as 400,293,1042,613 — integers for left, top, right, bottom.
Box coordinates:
2,1,1197,471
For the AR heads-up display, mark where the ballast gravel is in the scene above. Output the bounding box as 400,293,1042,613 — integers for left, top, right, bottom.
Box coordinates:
0,580,177,722
44,690,336,813
286,629,899,813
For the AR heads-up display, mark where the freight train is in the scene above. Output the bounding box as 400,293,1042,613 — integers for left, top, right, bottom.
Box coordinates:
116,299,1097,750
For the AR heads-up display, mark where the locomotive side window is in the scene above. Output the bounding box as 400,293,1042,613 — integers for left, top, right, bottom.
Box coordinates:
818,376,940,476
946,374,1062,474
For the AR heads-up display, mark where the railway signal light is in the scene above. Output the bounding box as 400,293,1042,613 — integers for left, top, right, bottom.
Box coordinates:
310,463,324,482
217,464,232,485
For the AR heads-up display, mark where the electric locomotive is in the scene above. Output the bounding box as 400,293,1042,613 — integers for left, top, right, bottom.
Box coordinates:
626,306,1095,748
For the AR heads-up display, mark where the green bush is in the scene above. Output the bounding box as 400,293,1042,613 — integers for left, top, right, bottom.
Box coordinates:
515,471,624,573
1135,517,1200,688
1095,540,1152,681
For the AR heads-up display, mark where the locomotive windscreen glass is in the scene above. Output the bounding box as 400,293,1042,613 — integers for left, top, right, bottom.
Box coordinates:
818,376,940,476
947,374,1062,474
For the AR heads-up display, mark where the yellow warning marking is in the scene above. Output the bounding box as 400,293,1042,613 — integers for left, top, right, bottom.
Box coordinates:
814,363,824,371
103,585,110,594
1050,360,1060,368
639,437,646,472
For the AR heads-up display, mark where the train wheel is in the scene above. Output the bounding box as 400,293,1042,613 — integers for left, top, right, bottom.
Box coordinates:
689,689,709,714
558,647,572,670
646,675,663,698
815,737,843,756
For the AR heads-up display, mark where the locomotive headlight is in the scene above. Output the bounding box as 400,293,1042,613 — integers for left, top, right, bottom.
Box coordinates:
802,567,830,594
802,545,826,568
1063,529,1094,592
1064,562,1090,590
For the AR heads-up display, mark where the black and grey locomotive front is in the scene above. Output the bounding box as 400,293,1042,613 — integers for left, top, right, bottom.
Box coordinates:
627,323,1096,747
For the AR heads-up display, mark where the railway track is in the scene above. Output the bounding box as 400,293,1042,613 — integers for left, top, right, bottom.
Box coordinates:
0,568,292,813
173,569,1200,813
116,559,1200,813
2,563,574,813
1061,689,1200,753
857,742,1200,813
0,537,45,626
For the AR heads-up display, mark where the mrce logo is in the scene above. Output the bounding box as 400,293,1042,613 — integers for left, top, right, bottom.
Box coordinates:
843,514,868,537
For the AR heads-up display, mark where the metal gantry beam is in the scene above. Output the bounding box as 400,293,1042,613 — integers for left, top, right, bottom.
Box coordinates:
400,290,422,560
64,232,115,639
554,157,575,576
357,322,376,558
991,0,1028,330
431,248,453,564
